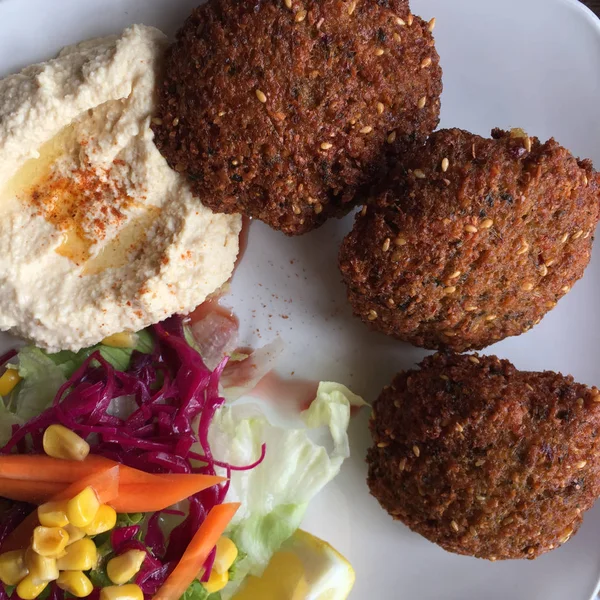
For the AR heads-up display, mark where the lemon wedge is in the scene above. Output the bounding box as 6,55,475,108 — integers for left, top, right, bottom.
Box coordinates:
232,529,355,600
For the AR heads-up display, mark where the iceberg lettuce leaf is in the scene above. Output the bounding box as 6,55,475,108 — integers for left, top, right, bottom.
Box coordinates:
11,346,66,422
208,382,365,598
0,399,24,448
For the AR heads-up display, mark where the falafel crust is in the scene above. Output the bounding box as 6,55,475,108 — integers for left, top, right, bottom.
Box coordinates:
368,353,600,560
152,0,442,235
339,128,600,351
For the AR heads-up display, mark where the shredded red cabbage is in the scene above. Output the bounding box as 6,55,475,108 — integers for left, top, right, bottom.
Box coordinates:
48,584,63,600
0,315,265,598
110,525,141,551
145,513,166,557
0,349,17,369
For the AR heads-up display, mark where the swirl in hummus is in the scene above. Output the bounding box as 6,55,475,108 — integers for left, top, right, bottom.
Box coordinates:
0,25,241,352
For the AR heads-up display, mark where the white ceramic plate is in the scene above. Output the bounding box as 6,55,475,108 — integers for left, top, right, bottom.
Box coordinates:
1,0,600,598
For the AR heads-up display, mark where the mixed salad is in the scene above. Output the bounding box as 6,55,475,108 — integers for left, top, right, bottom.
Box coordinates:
0,314,363,599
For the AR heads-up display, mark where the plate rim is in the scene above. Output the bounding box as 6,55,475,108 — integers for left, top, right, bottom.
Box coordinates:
1,0,600,598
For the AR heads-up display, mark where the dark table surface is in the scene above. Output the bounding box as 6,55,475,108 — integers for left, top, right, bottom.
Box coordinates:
582,0,600,15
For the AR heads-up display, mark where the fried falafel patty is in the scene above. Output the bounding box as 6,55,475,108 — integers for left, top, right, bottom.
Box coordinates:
339,128,600,351
367,353,600,560
152,0,442,235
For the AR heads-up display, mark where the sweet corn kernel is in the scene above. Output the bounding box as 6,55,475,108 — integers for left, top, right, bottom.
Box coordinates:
99,583,144,600
510,127,528,139
43,424,90,461
213,537,238,574
56,538,98,571
202,569,229,594
64,524,86,545
16,574,48,600
0,550,28,586
83,504,117,536
57,570,94,598
38,501,70,528
107,549,146,585
67,487,100,528
101,331,138,348
24,549,59,584
32,527,69,558
0,368,21,396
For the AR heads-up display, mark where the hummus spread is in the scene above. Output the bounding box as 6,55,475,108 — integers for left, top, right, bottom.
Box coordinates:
0,25,241,352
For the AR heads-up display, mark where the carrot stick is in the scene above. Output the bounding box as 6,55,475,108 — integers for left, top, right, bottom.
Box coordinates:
0,455,224,490
0,479,63,504
51,465,120,504
0,474,224,513
0,465,119,553
0,464,120,505
109,476,225,513
153,503,240,600
0,474,224,510
0,455,137,483
0,475,224,511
